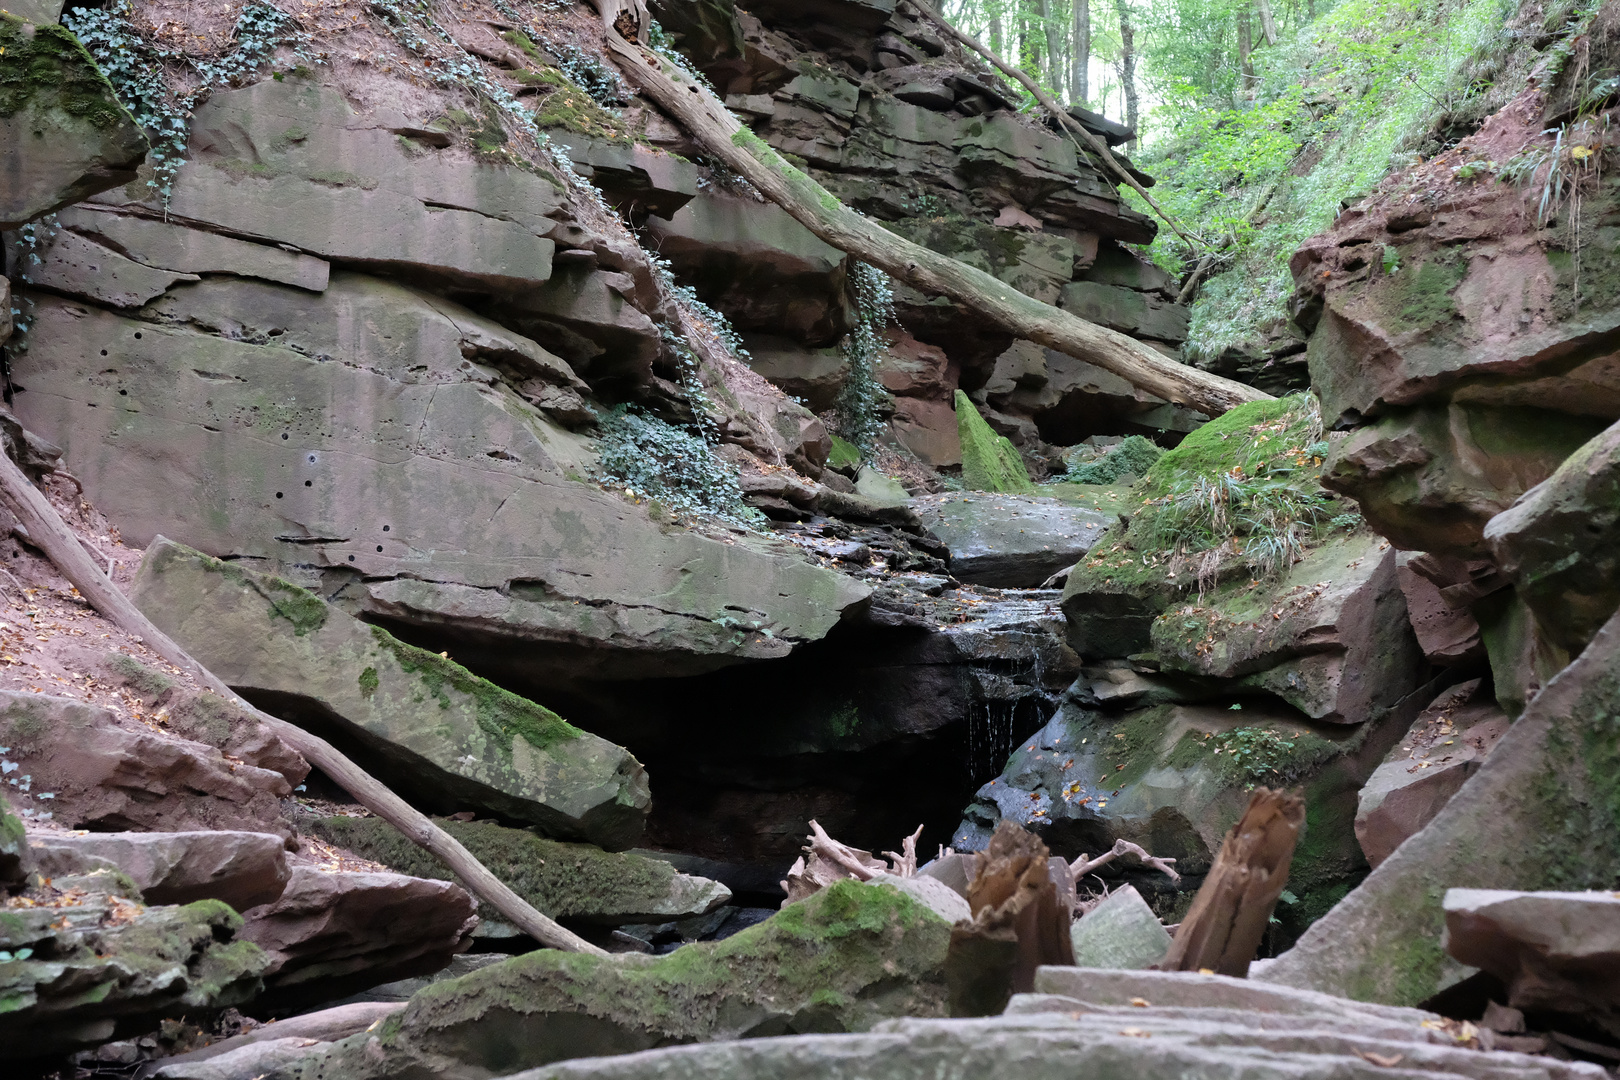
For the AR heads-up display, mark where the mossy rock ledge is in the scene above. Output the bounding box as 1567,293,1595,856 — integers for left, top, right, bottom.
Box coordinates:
283,880,951,1080
306,816,731,924
129,539,650,850
0,873,268,1060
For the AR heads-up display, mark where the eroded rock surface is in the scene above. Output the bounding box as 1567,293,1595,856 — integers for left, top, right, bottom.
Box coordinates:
130,540,651,849
28,829,290,910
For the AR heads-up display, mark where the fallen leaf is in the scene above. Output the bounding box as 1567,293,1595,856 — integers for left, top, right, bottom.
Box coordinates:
1129,997,1151,1007
1354,1050,1404,1067
1119,1027,1151,1038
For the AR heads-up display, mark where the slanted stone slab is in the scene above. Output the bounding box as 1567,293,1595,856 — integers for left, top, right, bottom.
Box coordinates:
1355,679,1508,868
27,829,290,910
911,492,1114,588
240,867,476,1006
130,539,652,850
0,690,294,838
1443,888,1620,1032
0,792,29,890
1068,885,1170,970
1486,417,1620,656
1258,606,1620,1005
57,206,331,292
0,14,146,230
305,816,729,924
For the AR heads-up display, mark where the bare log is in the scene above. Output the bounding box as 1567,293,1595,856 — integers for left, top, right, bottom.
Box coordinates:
1158,787,1304,977
901,0,1201,252
781,820,925,903
588,4,1270,417
0,446,606,957
882,824,925,878
1071,838,1182,885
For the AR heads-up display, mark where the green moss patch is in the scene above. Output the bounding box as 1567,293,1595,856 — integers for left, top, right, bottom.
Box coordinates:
305,816,679,922
955,391,1033,493
367,625,581,755
316,880,949,1078
1065,436,1164,485
0,15,132,128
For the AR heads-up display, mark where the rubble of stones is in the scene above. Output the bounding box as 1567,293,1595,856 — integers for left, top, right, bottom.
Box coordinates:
2,0,1620,1076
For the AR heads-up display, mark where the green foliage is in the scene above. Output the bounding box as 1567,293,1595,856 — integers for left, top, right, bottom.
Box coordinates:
594,406,763,527
1123,393,1354,579
1063,435,1163,484
833,263,895,458
1136,0,1531,360
956,390,1035,493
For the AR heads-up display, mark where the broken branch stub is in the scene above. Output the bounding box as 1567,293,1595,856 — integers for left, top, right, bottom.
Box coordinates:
1071,838,1182,886
588,3,1269,418
1158,787,1305,977
0,437,606,957
948,820,1074,1017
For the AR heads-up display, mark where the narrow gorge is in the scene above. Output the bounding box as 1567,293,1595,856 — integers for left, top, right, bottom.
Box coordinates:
2,0,1620,1077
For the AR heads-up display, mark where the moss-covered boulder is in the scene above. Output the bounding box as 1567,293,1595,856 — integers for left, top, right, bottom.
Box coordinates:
1061,395,1357,658
1260,605,1620,1005
285,880,950,1080
130,539,650,850
305,816,729,924
0,876,268,1060
955,391,1034,493
953,693,1410,933
0,13,147,230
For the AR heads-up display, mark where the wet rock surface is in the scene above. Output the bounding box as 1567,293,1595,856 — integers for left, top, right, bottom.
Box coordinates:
910,492,1116,588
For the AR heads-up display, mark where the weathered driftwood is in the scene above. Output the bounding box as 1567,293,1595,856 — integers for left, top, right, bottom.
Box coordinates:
586,2,1270,418
1158,787,1305,976
0,443,606,956
780,820,922,903
1071,838,1182,886
947,820,1075,1016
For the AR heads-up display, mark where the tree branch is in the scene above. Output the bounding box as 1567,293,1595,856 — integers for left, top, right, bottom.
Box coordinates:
590,5,1269,417
1070,838,1181,885
902,0,1202,252
0,445,606,957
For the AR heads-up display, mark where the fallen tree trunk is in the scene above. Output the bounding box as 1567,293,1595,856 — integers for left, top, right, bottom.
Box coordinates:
589,2,1269,418
0,447,607,957
1158,787,1304,977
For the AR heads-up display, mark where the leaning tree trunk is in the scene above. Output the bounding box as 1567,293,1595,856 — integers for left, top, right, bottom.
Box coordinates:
1113,0,1139,151
1256,0,1279,46
1072,0,1090,102
0,446,607,957
1039,0,1063,90
589,4,1266,416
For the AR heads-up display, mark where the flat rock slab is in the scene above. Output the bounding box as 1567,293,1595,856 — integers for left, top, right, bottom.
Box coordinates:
28,828,289,910
1069,886,1170,970
305,816,730,924
1355,679,1508,868
496,969,1603,1080
131,540,651,849
910,492,1115,588
1444,889,1620,1032
240,867,476,1006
